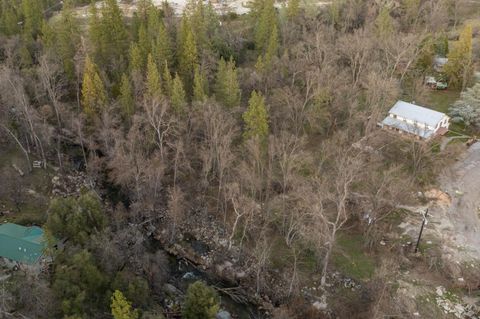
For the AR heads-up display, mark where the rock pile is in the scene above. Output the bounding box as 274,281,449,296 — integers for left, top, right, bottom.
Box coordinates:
51,172,92,197
435,286,479,318
424,189,452,207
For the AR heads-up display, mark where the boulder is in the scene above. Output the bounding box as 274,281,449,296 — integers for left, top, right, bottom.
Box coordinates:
216,310,232,319
162,283,182,297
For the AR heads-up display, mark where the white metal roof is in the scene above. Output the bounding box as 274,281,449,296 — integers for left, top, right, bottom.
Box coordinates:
388,101,447,128
381,116,435,139
434,56,448,66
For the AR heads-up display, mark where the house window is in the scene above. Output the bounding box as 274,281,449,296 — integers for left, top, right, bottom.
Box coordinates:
392,114,397,119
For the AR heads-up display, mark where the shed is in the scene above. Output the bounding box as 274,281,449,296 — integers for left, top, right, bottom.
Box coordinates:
0,223,47,264
381,101,450,140
434,56,448,72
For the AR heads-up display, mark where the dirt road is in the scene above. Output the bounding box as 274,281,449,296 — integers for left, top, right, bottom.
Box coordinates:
430,142,480,261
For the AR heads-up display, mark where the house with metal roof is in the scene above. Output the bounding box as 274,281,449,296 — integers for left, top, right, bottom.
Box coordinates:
381,101,450,140
0,223,47,265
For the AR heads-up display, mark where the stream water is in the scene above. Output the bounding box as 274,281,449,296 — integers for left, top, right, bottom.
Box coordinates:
149,236,263,319
71,150,263,318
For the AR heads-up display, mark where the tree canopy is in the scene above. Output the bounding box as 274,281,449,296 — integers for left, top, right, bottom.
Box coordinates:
46,192,106,245
182,281,220,319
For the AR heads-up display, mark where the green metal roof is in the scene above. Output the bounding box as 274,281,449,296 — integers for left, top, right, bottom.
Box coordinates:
0,223,47,264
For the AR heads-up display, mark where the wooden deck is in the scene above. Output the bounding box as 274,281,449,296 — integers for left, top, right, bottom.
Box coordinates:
436,127,449,136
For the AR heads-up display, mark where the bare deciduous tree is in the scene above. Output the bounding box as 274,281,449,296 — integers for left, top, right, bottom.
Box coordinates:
193,102,237,213
167,185,186,241
143,97,176,160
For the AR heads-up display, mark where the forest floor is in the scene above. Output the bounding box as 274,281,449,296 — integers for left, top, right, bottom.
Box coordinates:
0,147,51,225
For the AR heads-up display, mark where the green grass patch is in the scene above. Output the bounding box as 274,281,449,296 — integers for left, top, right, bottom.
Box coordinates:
423,89,473,135
383,209,407,228
269,235,318,275
332,233,375,281
424,89,459,114
3,201,48,225
0,147,52,226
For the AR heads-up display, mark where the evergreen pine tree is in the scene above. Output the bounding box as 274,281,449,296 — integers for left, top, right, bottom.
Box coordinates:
255,54,265,74
146,3,161,38
375,6,394,38
0,1,20,36
101,0,128,54
189,0,208,50
19,38,33,67
286,0,300,19
263,23,278,69
171,73,187,114
41,20,56,52
163,62,174,97
129,43,144,73
152,22,173,71
88,2,103,60
404,0,420,25
119,73,135,121
445,24,473,89
242,90,269,141
193,65,208,102
182,281,220,319
52,250,108,318
177,15,198,93
111,290,139,319
82,56,108,117
136,0,153,22
146,54,162,99
21,0,43,38
214,57,241,108
137,24,150,64
55,0,79,80
254,0,276,52
247,0,264,23
89,0,128,70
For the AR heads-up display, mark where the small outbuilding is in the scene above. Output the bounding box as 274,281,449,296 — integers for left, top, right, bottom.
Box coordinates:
424,76,448,90
0,223,47,265
381,101,450,140
433,55,448,72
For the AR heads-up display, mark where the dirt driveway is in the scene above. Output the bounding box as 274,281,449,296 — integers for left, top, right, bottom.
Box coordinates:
430,142,480,261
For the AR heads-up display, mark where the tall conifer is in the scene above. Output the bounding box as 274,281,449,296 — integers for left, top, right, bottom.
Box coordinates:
82,56,107,117
146,54,162,99
193,66,208,102
119,74,135,121
214,57,240,108
242,90,269,142
177,16,198,93
172,74,187,114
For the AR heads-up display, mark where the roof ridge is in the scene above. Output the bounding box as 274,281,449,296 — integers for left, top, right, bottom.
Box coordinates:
394,100,446,116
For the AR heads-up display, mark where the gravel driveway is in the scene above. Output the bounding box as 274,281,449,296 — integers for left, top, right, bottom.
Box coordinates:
432,142,480,260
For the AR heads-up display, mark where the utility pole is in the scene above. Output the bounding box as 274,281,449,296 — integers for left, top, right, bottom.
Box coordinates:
414,208,428,253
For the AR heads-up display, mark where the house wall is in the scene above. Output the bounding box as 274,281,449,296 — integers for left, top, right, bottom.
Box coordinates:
433,116,450,133
388,113,433,130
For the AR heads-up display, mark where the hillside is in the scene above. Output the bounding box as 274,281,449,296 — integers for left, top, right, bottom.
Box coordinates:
0,0,480,318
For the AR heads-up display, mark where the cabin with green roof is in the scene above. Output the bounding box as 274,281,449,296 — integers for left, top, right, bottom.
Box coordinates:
0,223,47,265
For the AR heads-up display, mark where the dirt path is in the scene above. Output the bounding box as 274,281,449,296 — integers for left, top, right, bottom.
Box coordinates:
430,142,480,261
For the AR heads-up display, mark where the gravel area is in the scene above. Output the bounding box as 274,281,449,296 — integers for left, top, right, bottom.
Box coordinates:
431,142,480,261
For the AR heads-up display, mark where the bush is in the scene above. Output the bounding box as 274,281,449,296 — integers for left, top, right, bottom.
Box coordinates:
46,192,106,245
182,281,220,319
